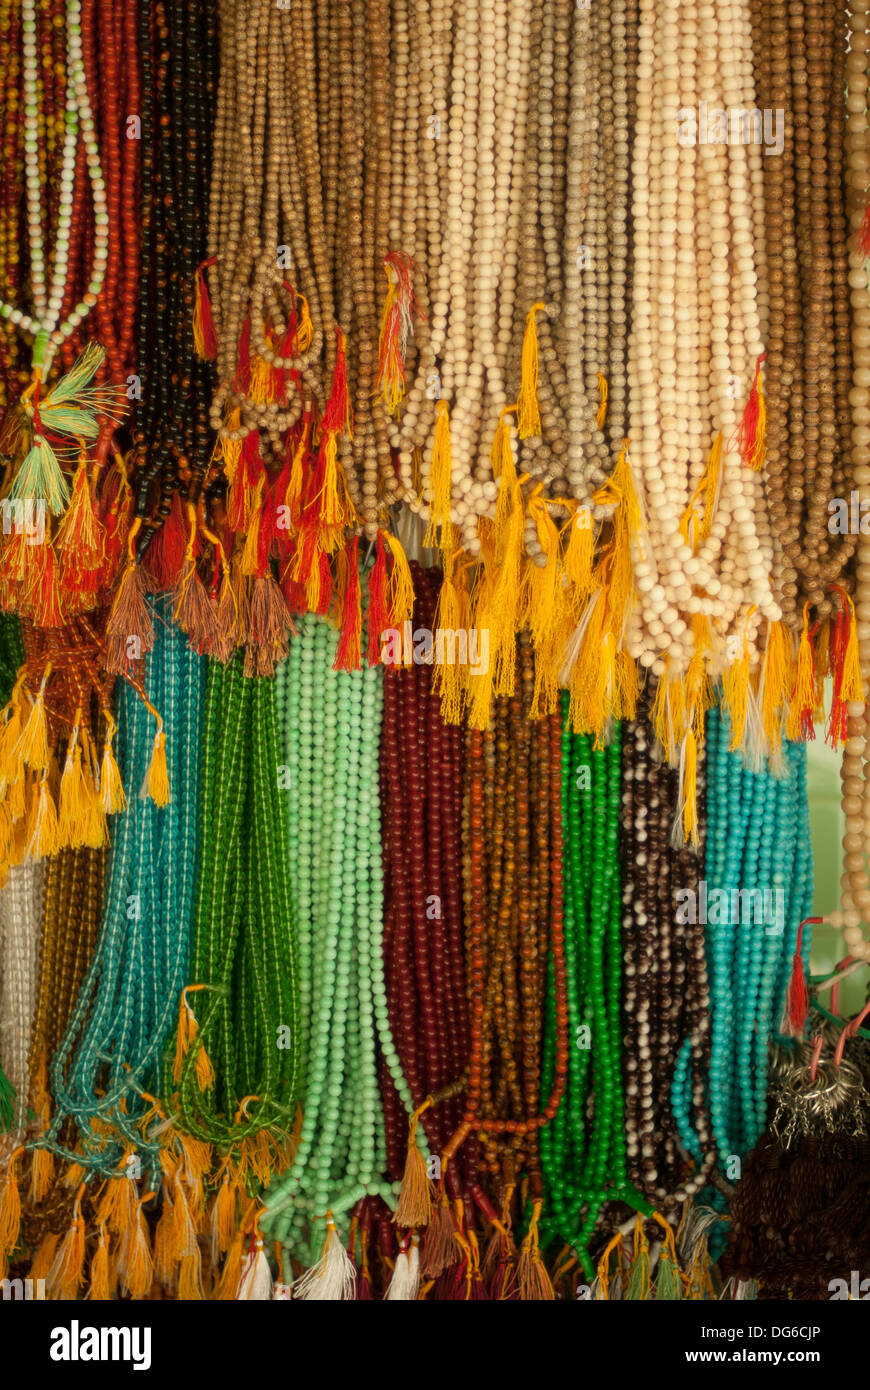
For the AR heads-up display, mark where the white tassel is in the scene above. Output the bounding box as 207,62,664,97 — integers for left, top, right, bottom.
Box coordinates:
273,1282,293,1300
385,1234,420,1301
237,1239,274,1300
292,1214,357,1300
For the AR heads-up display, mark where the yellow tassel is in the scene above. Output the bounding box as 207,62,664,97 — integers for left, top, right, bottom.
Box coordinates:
517,302,546,439
143,723,170,807
681,728,699,847
218,408,243,482
564,508,595,606
384,531,415,629
57,729,88,850
285,419,309,519
760,619,788,752
16,686,49,772
423,400,453,551
482,470,526,711
239,477,265,577
88,1225,111,1300
247,353,277,406
685,613,714,746
490,409,515,482
614,647,639,722
79,731,107,849
522,493,563,719
786,605,816,742
433,550,467,725
596,373,608,430
651,668,675,765
27,774,58,860
701,433,723,541
722,609,756,751
100,729,127,814
393,1100,433,1228
318,432,355,536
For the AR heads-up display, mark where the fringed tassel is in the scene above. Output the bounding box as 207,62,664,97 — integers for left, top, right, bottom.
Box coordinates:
172,984,215,1091
193,257,218,360
393,1099,433,1228
517,302,546,438
736,353,766,470
385,1234,421,1300
516,1201,554,1300
293,1213,357,1300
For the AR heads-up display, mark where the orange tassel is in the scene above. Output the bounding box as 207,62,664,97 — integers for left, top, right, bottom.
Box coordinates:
0,1148,23,1261
172,985,215,1091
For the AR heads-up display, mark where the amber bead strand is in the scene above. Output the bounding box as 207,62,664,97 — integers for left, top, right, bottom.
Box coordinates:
449,638,568,1197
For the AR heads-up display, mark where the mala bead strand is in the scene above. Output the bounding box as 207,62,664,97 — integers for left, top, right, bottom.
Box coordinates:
540,708,636,1280
693,706,814,1174
0,862,46,1150
264,616,412,1274
449,637,568,1235
176,654,301,1175
44,598,205,1179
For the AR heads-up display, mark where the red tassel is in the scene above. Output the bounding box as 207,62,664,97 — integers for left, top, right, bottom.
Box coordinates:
321,327,354,439
143,492,188,592
736,352,766,470
780,920,819,1037
366,532,390,665
29,541,64,628
193,257,218,361
334,537,362,670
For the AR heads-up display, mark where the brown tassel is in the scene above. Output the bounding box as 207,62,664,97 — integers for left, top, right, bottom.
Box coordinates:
393,1099,434,1228
516,1200,554,1300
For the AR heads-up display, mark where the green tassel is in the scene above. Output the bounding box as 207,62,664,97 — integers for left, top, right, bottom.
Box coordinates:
41,343,105,406
624,1219,651,1300
9,437,70,515
655,1249,683,1300
38,404,103,439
